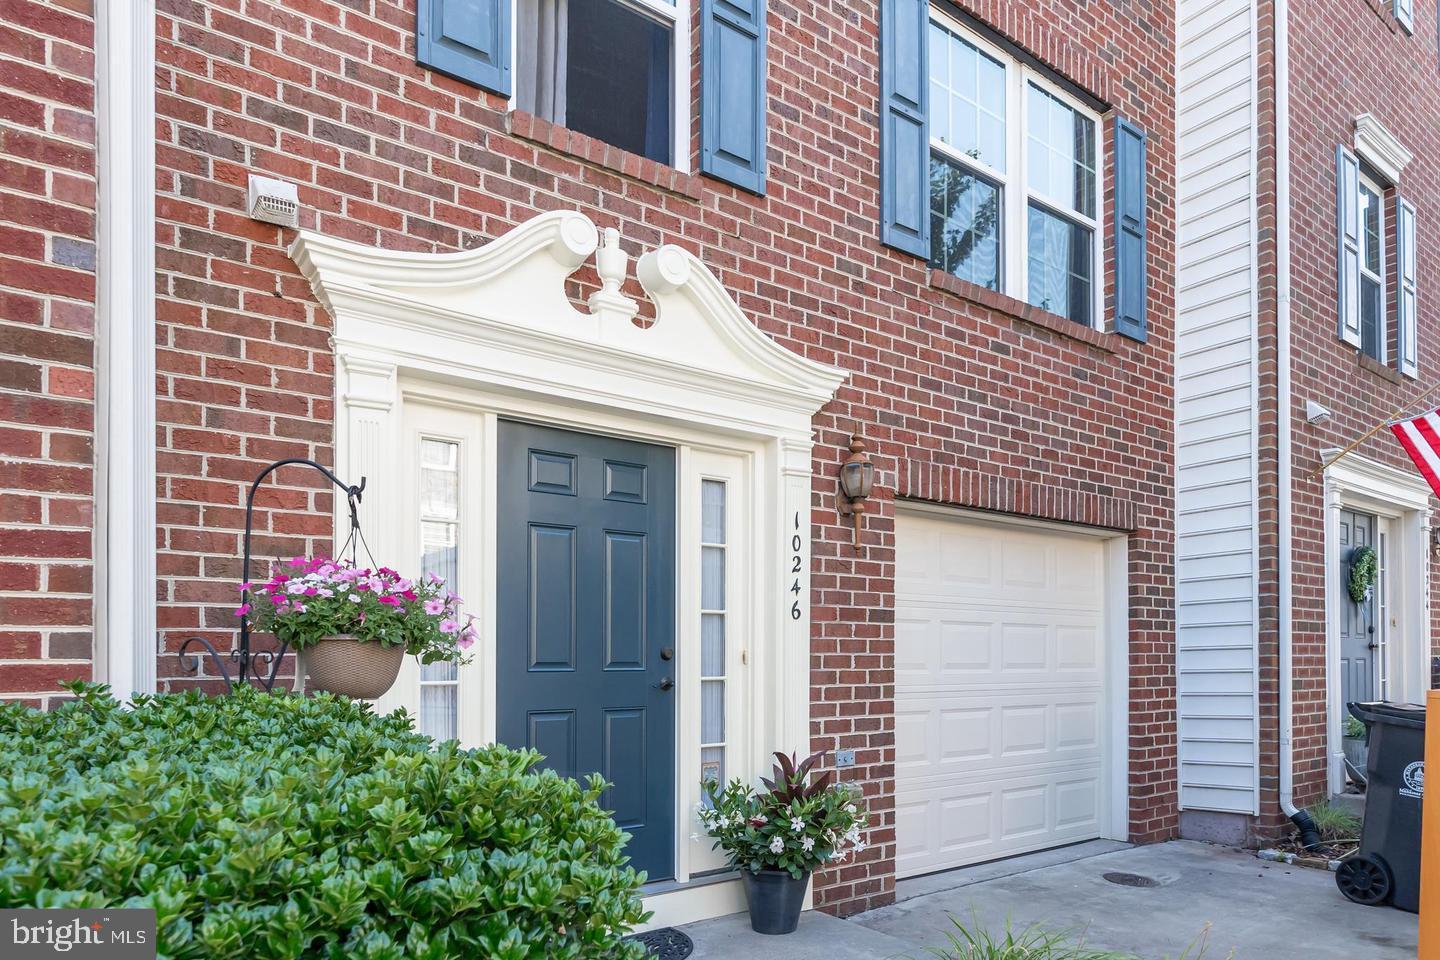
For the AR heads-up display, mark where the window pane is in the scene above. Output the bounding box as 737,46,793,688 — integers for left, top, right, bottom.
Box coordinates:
421,660,457,682
564,0,672,164
701,746,724,785
928,20,1006,169
702,480,726,544
701,546,725,609
420,684,457,742
1360,182,1382,275
1026,83,1095,218
929,152,1001,289
1362,275,1383,361
1027,203,1093,326
701,613,725,678
701,679,725,744
421,521,457,588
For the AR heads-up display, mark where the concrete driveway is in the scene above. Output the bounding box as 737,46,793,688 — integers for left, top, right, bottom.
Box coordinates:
681,840,1419,959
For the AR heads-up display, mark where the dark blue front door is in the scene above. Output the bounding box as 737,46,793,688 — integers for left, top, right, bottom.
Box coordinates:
496,420,677,881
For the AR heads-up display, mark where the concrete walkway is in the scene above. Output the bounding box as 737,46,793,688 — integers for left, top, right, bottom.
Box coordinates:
680,840,1419,959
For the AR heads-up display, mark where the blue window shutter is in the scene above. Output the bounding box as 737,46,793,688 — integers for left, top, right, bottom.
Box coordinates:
1336,146,1363,347
417,0,511,97
1397,196,1418,377
880,0,929,258
701,0,767,194
1114,116,1148,343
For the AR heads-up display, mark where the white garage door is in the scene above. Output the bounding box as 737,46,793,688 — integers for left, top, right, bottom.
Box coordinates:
894,510,1112,878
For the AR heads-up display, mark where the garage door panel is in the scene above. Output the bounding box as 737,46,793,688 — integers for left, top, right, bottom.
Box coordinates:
897,694,1102,783
895,511,1112,879
896,767,1104,877
896,615,1103,689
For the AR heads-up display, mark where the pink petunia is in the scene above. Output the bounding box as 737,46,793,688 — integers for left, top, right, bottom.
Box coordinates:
424,599,445,616
234,603,251,617
458,626,478,650
439,618,459,634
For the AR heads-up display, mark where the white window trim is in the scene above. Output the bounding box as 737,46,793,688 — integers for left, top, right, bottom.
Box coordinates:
927,8,1105,330
1358,171,1388,364
1354,113,1413,185
507,0,692,173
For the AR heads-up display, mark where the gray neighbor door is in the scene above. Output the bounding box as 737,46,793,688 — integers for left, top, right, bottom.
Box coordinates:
1338,508,1378,709
496,420,677,881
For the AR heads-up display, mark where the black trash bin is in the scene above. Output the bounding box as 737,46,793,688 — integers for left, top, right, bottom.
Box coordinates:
1335,701,1426,913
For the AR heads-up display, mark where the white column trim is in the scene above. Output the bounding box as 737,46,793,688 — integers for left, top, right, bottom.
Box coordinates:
94,0,157,698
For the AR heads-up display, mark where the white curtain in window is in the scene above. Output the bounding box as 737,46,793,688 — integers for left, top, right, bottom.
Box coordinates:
517,0,568,126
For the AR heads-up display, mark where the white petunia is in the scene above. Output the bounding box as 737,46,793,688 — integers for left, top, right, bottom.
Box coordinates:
789,817,804,833
801,836,815,852
769,836,785,854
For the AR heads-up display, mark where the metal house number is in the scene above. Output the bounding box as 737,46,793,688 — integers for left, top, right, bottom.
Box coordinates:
789,511,803,621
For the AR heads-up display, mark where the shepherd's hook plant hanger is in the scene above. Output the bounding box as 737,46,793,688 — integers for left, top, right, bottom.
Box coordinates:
178,458,369,692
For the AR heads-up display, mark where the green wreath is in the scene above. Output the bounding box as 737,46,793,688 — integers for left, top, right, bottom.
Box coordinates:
1348,545,1378,604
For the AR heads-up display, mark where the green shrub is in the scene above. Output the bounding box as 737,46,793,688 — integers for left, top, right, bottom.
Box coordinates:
0,684,647,960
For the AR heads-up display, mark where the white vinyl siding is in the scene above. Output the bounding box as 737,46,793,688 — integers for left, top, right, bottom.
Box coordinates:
1174,0,1260,815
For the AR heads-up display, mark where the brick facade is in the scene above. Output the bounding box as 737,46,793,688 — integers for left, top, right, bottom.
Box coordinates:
0,0,97,709
1271,0,1440,824
2,0,1178,916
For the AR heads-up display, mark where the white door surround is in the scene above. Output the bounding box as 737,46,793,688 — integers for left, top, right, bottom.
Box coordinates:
1321,450,1433,796
892,504,1130,878
289,211,846,927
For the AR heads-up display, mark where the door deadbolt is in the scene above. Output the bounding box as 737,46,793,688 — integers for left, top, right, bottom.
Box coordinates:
655,677,675,691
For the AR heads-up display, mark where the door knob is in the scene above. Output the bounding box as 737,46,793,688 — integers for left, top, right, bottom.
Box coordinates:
660,647,674,661
655,677,674,691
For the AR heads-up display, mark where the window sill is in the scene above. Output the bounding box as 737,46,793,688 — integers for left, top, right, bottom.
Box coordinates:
1358,351,1408,385
508,110,704,201
928,269,1118,354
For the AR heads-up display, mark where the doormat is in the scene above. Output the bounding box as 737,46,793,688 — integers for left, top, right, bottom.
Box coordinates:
624,926,695,960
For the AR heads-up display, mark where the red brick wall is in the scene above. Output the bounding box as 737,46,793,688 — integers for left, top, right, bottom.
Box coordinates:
0,0,1179,915
1281,0,1440,818
0,0,97,707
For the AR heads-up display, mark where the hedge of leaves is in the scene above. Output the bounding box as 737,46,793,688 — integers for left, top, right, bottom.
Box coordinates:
0,684,648,960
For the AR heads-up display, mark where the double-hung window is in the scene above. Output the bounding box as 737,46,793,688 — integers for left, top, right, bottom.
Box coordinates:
927,13,1102,328
516,0,685,166
1357,173,1387,362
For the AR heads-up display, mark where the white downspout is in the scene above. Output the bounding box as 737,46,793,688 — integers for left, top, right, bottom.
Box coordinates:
1275,0,1302,823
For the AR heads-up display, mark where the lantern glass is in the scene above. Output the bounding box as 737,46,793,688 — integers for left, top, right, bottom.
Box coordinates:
841,460,874,500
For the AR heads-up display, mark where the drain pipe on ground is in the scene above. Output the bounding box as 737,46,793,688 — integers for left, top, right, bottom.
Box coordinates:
1275,0,1323,850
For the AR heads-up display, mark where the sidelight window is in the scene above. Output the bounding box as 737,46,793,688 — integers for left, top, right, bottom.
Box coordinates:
700,478,727,786
418,438,460,742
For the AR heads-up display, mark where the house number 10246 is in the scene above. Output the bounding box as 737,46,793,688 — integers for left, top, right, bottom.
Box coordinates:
789,511,803,621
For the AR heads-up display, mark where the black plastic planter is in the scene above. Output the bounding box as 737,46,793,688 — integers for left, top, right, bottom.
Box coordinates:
740,869,811,935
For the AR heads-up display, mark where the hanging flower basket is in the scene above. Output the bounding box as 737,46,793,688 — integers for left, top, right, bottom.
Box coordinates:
1348,546,1378,605
240,557,476,699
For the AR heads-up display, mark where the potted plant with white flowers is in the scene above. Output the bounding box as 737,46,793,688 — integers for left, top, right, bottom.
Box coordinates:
698,750,867,935
239,556,476,699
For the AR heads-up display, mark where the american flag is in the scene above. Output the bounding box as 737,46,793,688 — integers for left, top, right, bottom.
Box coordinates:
1391,408,1440,498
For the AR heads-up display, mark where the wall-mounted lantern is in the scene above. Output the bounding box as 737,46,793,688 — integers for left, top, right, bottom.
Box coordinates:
836,435,875,550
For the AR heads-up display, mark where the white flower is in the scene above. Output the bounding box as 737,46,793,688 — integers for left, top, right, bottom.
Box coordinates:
801,836,815,852
844,803,857,814
348,594,362,603
852,838,867,854
844,826,861,844
789,817,804,833
768,836,785,854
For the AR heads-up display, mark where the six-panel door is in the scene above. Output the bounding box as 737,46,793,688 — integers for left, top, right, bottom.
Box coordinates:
496,420,678,881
